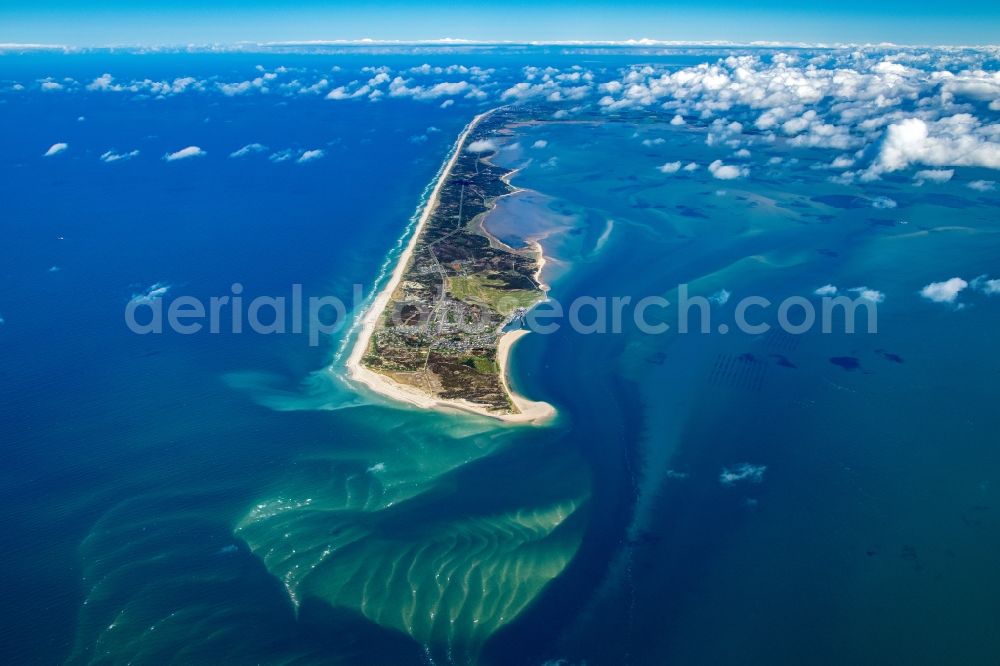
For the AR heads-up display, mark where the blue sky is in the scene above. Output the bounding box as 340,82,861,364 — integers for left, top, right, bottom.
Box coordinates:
2,0,998,46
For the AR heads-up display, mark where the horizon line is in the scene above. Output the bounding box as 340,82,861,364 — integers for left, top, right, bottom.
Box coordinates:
3,38,1000,51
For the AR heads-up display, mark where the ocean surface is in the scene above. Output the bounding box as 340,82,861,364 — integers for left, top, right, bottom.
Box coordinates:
2,48,1000,665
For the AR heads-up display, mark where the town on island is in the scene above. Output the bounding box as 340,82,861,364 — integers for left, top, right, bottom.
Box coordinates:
347,107,556,423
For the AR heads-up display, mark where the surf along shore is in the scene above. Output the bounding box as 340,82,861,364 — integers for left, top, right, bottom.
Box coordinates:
345,108,555,424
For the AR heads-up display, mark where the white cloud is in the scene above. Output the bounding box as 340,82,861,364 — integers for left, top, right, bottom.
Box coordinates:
708,159,747,180
466,139,497,153
938,69,1000,103
502,70,592,103
920,277,968,303
230,143,267,158
642,137,665,146
87,73,114,91
968,179,996,192
389,76,478,101
814,284,838,296
298,78,329,95
100,149,139,163
581,52,999,175
657,161,682,174
131,281,171,304
850,286,885,303
598,80,623,94
670,114,684,126
720,463,766,485
913,168,954,185
828,171,856,185
682,162,699,171
865,115,1000,178
326,84,372,100
43,142,68,157
531,139,548,149
873,61,909,76
871,196,897,209
85,72,202,96
323,71,391,101
269,149,293,163
709,289,731,305
297,149,325,163
782,111,816,135
970,275,1000,295
164,146,205,161
217,74,275,96
977,278,1000,294
440,99,454,109
425,81,471,97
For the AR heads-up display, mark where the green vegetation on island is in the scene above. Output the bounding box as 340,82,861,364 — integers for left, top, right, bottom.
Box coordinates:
361,107,545,414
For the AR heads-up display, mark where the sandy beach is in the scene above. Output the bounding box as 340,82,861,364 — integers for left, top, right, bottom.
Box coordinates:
344,109,555,425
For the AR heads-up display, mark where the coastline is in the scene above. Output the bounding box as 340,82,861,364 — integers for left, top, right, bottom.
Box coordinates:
344,109,555,425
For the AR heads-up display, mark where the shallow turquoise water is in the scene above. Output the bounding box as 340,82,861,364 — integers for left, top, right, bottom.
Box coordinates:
489,119,1000,664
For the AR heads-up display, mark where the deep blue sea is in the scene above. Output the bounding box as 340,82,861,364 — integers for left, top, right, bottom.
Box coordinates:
2,48,1000,665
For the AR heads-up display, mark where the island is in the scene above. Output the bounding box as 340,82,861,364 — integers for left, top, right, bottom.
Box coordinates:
346,107,556,423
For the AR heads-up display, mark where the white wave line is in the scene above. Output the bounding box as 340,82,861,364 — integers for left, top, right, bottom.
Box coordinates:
329,137,462,368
